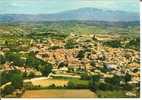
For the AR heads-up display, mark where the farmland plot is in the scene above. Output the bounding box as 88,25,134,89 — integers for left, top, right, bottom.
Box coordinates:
21,89,96,98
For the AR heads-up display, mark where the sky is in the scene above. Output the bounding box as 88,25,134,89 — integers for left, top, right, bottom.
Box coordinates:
0,0,140,14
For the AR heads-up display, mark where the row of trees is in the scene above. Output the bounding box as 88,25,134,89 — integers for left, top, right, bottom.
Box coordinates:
89,73,132,91
71,72,133,91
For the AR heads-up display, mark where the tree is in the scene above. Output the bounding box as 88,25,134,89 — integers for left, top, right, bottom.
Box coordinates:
40,63,53,76
89,78,96,91
98,83,110,90
90,60,96,67
105,75,121,86
92,34,98,41
103,40,122,48
26,53,46,70
125,37,140,50
81,73,91,80
0,54,6,64
10,71,23,89
1,70,23,89
5,52,24,66
0,71,11,85
68,81,77,89
5,40,8,46
76,50,85,60
92,75,101,82
1,85,15,97
89,75,100,91
65,40,76,49
124,73,132,83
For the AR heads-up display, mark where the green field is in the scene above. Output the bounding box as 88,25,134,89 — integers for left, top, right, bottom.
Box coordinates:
96,90,139,98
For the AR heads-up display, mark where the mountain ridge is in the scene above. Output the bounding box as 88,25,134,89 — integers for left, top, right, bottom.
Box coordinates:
0,7,139,22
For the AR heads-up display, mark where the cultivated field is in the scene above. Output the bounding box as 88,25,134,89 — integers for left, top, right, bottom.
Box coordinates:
21,89,96,98
29,79,68,87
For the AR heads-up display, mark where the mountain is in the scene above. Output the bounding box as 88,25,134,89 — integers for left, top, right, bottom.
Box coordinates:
0,7,139,22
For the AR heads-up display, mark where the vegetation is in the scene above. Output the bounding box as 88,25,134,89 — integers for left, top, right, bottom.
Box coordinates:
0,54,6,64
1,85,15,97
5,52,25,66
10,71,23,89
76,50,85,60
39,63,53,76
0,70,23,97
96,90,129,98
65,39,76,49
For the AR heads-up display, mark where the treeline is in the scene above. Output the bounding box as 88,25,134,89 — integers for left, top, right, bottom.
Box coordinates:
103,37,140,50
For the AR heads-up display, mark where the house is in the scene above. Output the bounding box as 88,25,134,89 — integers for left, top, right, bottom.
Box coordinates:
105,63,118,70
59,67,68,72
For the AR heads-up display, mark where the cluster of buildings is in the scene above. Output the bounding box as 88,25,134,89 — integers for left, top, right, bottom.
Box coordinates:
27,34,140,86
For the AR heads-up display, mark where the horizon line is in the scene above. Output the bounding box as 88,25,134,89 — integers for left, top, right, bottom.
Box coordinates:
0,7,139,15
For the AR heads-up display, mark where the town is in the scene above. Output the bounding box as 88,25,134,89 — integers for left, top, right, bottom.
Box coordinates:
0,21,140,98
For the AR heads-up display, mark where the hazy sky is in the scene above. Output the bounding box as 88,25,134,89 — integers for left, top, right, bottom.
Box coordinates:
0,0,140,14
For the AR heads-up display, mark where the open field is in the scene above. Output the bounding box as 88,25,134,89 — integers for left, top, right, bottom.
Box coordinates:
21,89,96,98
25,78,68,87
24,76,89,88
